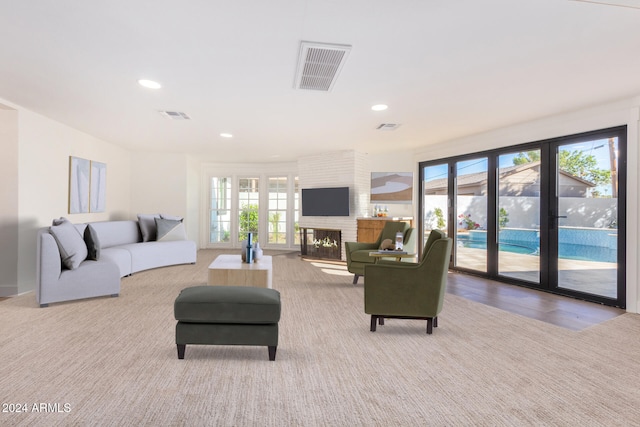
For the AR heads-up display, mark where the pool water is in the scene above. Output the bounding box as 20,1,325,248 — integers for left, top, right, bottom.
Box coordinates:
458,239,617,263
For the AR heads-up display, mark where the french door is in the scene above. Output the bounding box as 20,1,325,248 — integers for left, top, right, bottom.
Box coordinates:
419,126,626,308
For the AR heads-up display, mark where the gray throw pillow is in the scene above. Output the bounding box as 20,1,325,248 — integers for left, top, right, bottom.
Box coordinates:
155,218,187,241
49,217,88,270
137,213,160,242
84,224,101,261
160,213,183,221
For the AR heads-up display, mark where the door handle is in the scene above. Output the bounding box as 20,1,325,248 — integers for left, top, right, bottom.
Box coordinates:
549,214,567,229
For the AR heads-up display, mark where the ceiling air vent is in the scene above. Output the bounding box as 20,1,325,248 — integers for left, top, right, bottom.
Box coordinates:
376,123,401,131
294,41,352,92
158,111,191,120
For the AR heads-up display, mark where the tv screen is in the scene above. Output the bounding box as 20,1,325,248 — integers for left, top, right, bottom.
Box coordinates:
301,187,350,216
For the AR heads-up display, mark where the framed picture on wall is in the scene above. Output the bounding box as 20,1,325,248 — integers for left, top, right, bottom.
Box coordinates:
69,156,90,213
90,161,106,212
68,156,107,213
370,172,413,203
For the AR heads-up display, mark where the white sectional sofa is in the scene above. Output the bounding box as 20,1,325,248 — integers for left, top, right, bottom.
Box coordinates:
36,218,197,307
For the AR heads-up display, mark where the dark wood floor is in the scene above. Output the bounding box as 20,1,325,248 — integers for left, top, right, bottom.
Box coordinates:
447,271,625,331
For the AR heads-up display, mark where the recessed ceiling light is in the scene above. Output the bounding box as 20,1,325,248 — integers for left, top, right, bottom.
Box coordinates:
371,104,388,111
220,133,233,138
138,79,162,89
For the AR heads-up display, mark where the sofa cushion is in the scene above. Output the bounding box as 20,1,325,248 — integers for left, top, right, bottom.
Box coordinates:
156,218,187,241
90,221,140,248
84,224,101,260
137,213,160,242
120,240,196,274
100,247,133,277
50,217,87,270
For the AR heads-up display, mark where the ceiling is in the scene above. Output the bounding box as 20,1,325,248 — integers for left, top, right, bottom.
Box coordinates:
1,0,640,163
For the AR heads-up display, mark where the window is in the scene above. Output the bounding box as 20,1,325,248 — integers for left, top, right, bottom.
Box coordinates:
238,178,259,242
205,166,298,249
293,176,300,245
268,177,287,244
209,177,231,243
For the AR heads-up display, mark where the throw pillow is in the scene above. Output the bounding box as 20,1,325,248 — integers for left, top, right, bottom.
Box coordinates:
138,213,160,242
84,224,101,261
155,218,188,241
49,217,88,270
160,213,183,222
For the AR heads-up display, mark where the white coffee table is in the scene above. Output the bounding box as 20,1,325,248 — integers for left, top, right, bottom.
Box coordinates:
207,255,273,288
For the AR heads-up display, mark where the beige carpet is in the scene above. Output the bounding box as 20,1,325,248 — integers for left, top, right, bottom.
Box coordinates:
2,249,640,426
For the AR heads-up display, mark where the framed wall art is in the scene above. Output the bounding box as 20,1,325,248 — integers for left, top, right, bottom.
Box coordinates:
90,161,106,212
69,156,90,213
68,156,106,214
370,172,413,203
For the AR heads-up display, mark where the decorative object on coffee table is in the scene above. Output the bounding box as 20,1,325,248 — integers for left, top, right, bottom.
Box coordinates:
253,242,263,260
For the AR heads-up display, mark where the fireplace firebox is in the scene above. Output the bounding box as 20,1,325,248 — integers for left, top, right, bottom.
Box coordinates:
299,228,341,260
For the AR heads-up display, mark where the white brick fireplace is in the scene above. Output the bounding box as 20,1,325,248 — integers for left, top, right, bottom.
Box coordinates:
298,150,370,260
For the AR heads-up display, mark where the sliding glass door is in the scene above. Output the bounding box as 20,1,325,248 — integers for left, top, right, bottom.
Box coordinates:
497,150,541,284
550,135,625,302
419,126,626,308
455,157,488,272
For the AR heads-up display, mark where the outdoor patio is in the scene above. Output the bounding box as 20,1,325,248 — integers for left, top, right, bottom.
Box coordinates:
456,246,617,299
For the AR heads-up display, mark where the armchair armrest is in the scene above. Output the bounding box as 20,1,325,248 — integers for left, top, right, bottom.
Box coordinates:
345,241,379,252
345,241,379,263
374,259,418,267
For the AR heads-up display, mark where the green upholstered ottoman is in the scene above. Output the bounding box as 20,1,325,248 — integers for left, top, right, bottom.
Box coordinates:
174,285,281,361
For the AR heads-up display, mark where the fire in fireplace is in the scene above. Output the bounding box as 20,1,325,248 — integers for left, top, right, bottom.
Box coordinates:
299,228,341,260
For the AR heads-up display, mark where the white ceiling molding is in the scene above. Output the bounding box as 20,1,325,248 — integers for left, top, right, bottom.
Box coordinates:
294,41,352,92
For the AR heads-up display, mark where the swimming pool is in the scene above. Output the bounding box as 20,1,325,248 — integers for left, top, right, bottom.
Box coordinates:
457,228,617,263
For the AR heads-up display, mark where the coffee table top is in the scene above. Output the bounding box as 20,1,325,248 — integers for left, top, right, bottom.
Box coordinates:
208,254,272,270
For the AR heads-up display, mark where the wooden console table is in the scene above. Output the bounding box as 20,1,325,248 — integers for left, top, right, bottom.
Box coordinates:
357,217,413,243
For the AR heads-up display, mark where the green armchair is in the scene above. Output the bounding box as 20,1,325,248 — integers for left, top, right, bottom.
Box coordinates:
345,222,415,284
364,230,452,334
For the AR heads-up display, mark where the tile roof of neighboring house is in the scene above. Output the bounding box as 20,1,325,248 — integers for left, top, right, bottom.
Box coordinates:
424,161,595,191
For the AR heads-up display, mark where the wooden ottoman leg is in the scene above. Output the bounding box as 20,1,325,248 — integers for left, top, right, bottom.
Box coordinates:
177,344,186,359
268,346,277,361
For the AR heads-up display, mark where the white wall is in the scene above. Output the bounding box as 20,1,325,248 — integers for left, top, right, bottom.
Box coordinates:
0,105,19,296
186,155,201,243
129,152,198,241
413,96,640,313
5,98,132,295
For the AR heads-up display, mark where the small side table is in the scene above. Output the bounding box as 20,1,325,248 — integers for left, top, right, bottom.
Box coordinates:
368,251,417,263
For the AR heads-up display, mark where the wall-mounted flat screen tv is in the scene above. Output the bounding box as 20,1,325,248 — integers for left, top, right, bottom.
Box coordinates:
301,187,350,216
